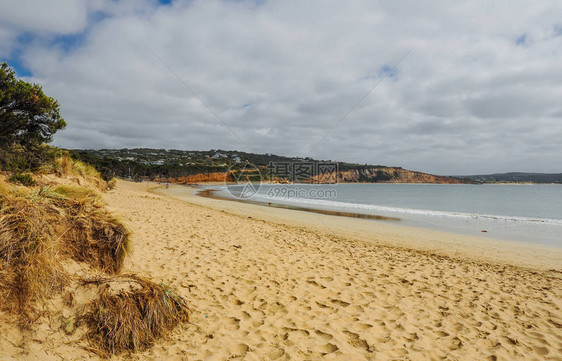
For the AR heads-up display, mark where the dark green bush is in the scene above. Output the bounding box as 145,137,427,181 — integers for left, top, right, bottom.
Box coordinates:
9,173,36,186
0,144,59,173
1,62,65,173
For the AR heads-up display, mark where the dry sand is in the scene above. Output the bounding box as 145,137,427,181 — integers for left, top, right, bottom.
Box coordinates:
2,180,561,360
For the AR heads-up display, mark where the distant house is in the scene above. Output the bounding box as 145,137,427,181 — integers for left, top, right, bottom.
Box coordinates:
211,152,227,159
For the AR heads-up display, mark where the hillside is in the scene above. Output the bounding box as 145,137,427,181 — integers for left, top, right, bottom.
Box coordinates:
462,172,562,184
72,148,468,184
328,168,465,184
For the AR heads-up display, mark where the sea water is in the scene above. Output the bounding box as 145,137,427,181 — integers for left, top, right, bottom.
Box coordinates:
207,183,562,248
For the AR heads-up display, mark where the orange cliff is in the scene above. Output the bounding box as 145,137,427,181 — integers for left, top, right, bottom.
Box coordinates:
158,167,468,185
159,172,232,184
311,167,468,184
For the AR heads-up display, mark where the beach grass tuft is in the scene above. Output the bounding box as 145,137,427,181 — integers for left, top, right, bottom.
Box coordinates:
61,192,131,274
83,275,189,355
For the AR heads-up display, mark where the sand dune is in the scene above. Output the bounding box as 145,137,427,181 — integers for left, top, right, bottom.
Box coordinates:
2,179,560,360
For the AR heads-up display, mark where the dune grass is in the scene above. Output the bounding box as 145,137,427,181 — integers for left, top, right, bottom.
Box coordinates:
64,203,130,274
83,275,189,355
52,154,101,179
0,185,68,319
0,180,129,318
48,153,111,191
0,178,189,354
49,184,130,273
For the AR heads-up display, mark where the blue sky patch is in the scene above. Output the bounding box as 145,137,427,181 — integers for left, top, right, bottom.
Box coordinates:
52,33,87,53
51,10,109,54
2,57,33,77
379,64,397,79
2,33,36,77
516,34,527,46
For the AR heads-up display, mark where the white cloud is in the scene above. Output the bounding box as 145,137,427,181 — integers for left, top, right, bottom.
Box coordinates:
2,0,562,174
0,0,91,34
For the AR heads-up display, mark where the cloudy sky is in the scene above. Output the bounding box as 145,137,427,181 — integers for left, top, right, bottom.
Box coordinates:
1,0,561,175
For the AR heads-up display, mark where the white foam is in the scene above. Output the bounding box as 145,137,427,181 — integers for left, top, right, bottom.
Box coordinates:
238,190,562,226
202,184,562,226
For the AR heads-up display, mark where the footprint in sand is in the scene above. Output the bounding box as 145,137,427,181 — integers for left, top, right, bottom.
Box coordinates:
315,330,333,341
267,348,285,360
231,343,249,356
315,301,331,309
330,298,351,307
314,343,339,354
344,330,370,351
355,322,374,331
224,317,240,331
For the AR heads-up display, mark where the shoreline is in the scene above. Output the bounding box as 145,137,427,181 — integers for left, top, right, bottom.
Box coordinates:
153,182,562,271
196,188,401,222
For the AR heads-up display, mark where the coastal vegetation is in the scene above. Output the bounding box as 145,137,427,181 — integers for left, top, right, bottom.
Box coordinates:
73,148,470,184
0,62,66,173
463,172,562,184
0,62,189,356
75,148,561,184
84,275,190,355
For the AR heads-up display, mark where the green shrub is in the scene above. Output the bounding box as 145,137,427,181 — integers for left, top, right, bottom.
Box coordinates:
8,173,36,186
0,144,58,173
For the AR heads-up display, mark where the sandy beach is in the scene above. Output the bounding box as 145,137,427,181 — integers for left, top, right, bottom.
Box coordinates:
2,179,560,360
106,180,561,360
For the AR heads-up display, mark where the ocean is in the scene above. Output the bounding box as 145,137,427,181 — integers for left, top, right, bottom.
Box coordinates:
205,183,562,248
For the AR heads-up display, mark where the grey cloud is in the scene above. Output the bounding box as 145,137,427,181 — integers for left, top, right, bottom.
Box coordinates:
0,0,90,34
1,0,561,174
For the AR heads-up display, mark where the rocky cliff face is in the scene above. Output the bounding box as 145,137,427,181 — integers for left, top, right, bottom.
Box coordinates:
161,168,467,184
163,172,232,184
312,167,466,184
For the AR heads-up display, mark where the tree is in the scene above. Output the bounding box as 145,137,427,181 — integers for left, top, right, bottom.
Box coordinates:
0,62,66,149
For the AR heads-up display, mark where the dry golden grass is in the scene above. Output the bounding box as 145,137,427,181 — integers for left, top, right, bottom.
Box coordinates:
0,181,129,319
52,184,99,200
49,184,130,274
53,154,100,179
49,154,109,191
64,204,130,274
83,275,189,356
0,184,68,319
0,178,189,355
107,178,117,190
0,179,9,195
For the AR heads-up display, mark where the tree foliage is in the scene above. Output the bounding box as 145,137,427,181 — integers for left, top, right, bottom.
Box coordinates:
0,62,66,171
0,62,66,149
